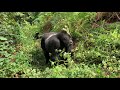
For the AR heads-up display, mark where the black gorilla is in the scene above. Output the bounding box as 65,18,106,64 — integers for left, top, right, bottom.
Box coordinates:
35,30,73,64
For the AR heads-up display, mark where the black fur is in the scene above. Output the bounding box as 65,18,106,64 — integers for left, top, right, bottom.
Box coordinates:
36,30,73,64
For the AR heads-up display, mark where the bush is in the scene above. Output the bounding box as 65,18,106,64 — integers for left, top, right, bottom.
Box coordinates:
0,12,120,78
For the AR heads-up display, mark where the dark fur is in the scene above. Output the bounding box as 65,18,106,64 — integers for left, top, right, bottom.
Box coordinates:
37,30,73,64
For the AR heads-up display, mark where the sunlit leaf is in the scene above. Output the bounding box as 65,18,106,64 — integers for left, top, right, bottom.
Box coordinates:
0,36,7,41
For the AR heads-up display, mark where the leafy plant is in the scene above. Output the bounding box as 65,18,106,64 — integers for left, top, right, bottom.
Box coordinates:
0,12,120,78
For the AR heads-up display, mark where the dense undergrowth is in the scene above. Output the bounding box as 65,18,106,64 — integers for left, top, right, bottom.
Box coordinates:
0,12,120,78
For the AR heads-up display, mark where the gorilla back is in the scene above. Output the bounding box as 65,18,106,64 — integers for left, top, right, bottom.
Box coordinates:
40,30,73,64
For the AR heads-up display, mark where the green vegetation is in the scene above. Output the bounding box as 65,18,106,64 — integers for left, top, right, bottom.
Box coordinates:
0,12,120,78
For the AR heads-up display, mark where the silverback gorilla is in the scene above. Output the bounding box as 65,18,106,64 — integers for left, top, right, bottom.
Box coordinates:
35,30,73,64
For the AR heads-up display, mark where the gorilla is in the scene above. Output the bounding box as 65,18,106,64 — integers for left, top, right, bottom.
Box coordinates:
35,30,73,64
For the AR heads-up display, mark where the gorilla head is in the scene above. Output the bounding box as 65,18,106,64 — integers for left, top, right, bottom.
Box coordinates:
57,30,73,53
36,30,73,64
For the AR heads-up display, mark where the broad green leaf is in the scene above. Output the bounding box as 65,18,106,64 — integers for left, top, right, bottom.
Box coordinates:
0,36,7,41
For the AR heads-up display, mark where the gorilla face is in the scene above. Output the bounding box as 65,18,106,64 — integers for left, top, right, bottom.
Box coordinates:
57,30,73,52
38,30,73,64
